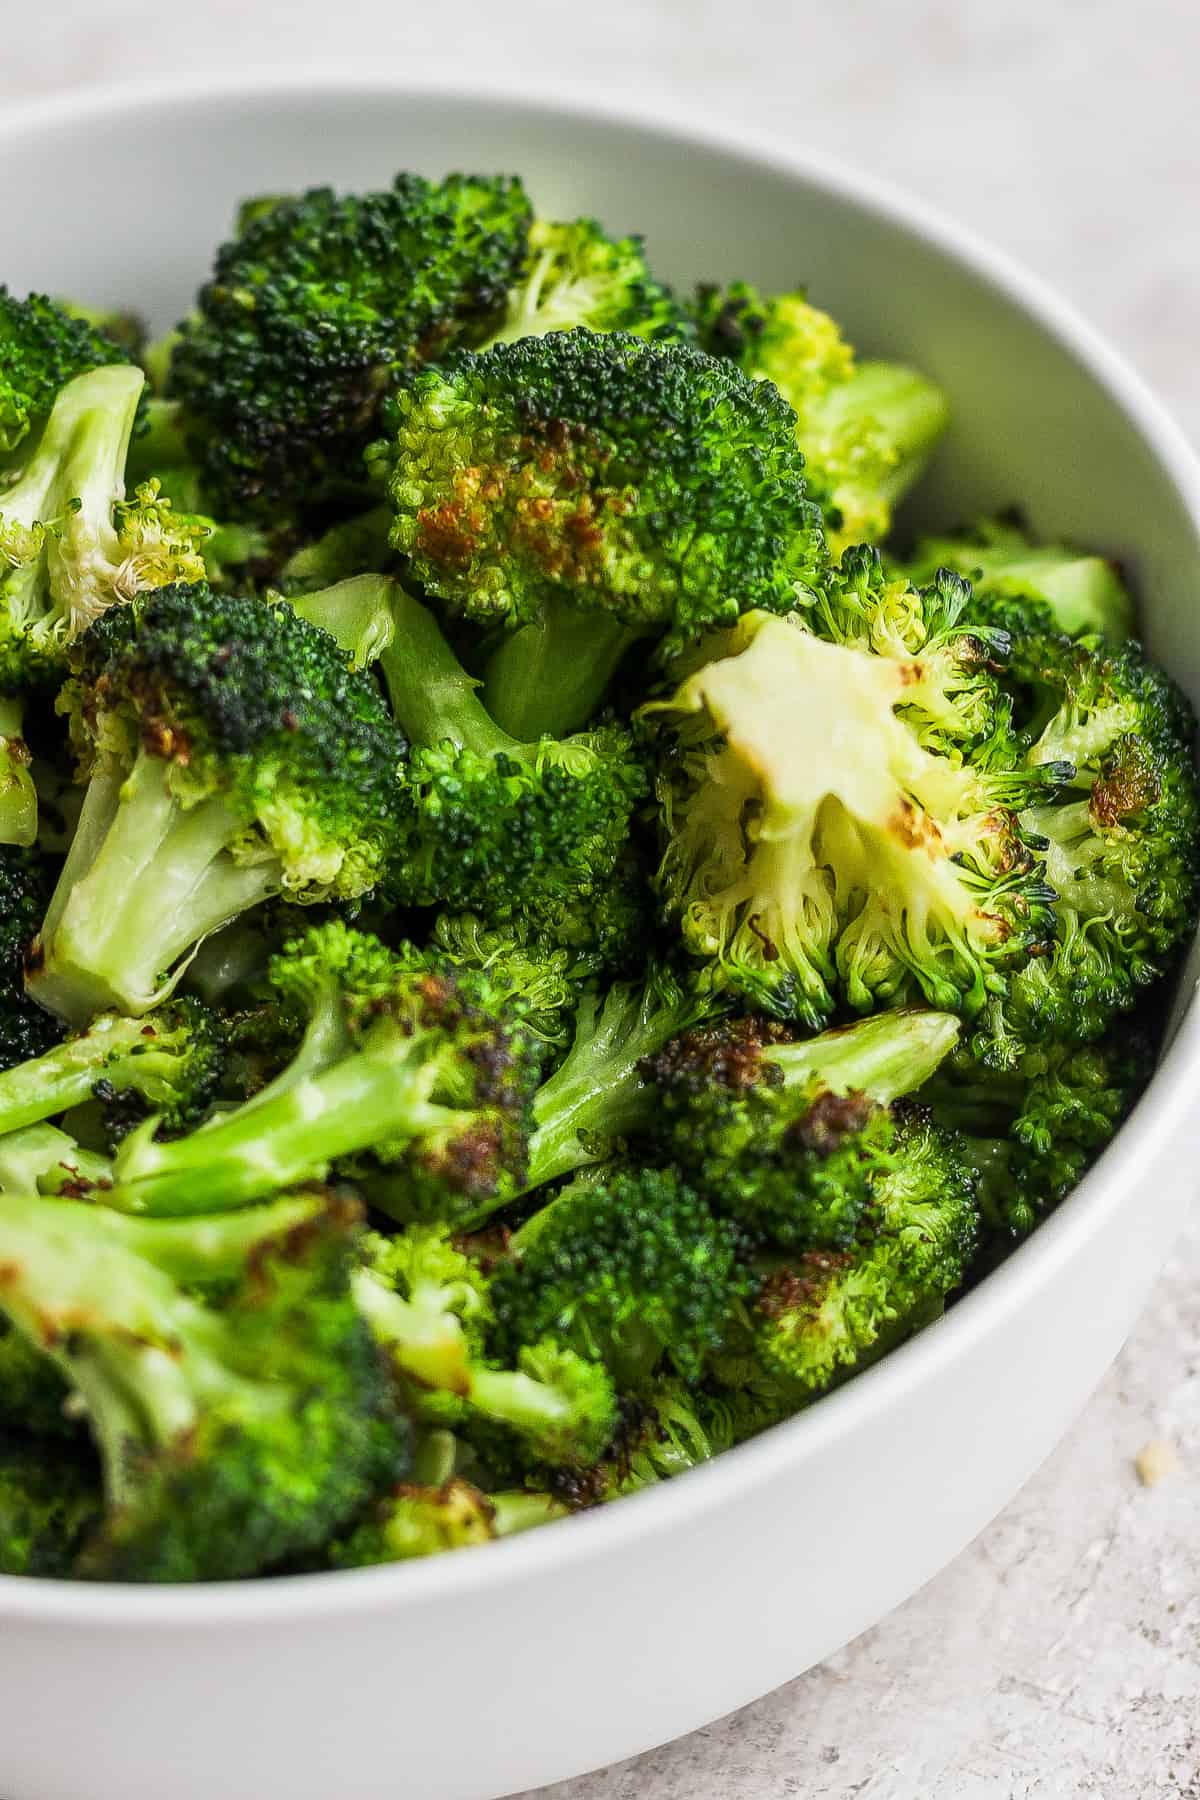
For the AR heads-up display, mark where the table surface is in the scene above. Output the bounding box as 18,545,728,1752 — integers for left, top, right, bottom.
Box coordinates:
10,6,1200,1794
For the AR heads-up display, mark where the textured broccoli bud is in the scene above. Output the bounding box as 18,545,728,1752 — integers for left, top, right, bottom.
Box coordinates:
643,1009,961,1248
0,1434,103,1576
905,517,1135,642
0,289,132,456
0,367,208,696
0,846,62,1069
27,583,407,1023
374,328,826,737
168,173,533,518
0,1189,410,1581
694,282,948,548
107,923,538,1222
649,610,1060,1025
492,1165,751,1384
481,216,688,347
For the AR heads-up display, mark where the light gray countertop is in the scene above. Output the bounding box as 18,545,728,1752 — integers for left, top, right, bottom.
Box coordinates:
10,6,1199,1793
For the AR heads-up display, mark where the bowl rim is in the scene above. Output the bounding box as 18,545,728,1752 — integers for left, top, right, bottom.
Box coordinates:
2,66,1198,1626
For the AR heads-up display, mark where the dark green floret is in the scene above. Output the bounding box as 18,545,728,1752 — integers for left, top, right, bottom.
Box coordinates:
0,1434,103,1576
642,1009,961,1248
27,582,407,1024
374,328,826,737
0,1189,409,1582
0,289,131,456
168,173,533,518
0,846,62,1068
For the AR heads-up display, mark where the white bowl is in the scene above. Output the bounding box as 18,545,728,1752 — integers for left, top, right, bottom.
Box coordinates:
3,73,1199,1800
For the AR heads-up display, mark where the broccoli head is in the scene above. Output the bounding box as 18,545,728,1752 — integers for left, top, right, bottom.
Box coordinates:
0,1188,409,1581
0,1434,103,1576
27,583,407,1023
374,328,826,737
481,216,688,347
905,517,1135,642
694,281,948,549
0,289,132,457
168,173,533,518
643,1008,961,1248
0,846,62,1068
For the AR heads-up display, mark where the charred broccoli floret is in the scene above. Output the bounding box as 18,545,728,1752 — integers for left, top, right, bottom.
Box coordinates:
0,1189,409,1581
168,174,533,518
27,583,407,1023
643,1009,960,1248
905,517,1135,642
649,608,1060,1025
694,282,948,549
326,1476,563,1564
373,328,826,737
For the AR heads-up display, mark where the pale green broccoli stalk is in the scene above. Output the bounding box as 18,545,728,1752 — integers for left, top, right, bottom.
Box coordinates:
327,1475,567,1565
0,696,36,847
905,517,1135,642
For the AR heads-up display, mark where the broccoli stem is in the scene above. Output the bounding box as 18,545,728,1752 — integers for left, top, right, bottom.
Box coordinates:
30,753,279,1024
0,696,36,847
379,586,519,758
764,1009,961,1101
41,367,144,636
290,573,399,669
0,1012,188,1136
482,601,641,739
107,1035,472,1215
489,1490,568,1535
351,1270,473,1393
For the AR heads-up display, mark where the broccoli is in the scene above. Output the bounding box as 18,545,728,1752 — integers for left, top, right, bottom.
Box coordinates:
544,1380,718,1509
905,517,1135,642
491,1165,751,1385
0,288,132,457
985,631,1200,1050
373,328,826,738
26,583,407,1024
480,216,687,347
327,1476,567,1565
694,282,948,548
0,1122,110,1198
421,913,600,1052
0,998,222,1145
649,608,1060,1025
0,846,62,1069
55,297,146,361
280,507,395,596
168,173,533,518
354,1227,617,1469
0,1188,410,1581
0,1435,103,1576
721,1108,977,1398
927,1033,1151,1235
521,964,723,1196
106,922,538,1222
376,583,649,940
0,697,36,847
642,1008,961,1248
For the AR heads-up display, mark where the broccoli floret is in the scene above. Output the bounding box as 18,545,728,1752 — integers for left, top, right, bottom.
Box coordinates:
0,997,223,1146
376,582,648,936
927,1033,1151,1235
0,289,132,457
0,1188,410,1581
168,173,533,519
491,1165,750,1385
0,366,208,695
905,518,1135,642
694,282,948,549
280,507,395,596
27,583,407,1023
0,696,36,847
355,1226,617,1468
522,964,724,1195
55,297,146,361
0,846,62,1068
413,914,600,1053
649,609,1060,1025
373,328,826,737
730,1109,977,1395
107,923,538,1222
0,1434,103,1576
480,216,688,347
643,1009,961,1249
327,1475,567,1565
543,1380,718,1509
981,632,1200,1050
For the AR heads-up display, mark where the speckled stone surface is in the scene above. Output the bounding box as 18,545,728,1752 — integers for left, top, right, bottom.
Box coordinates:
8,7,1200,1793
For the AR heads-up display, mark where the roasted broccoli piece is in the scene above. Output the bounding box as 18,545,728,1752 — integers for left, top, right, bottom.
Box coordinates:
694,282,948,549
0,695,35,848
0,289,132,457
106,922,537,1222
0,1189,409,1581
0,998,222,1144
491,1165,750,1384
643,1009,961,1248
373,328,826,737
328,1475,566,1565
27,583,407,1023
0,846,62,1069
905,517,1135,642
355,1226,617,1468
0,1434,103,1576
480,216,687,347
718,1109,977,1398
415,914,600,1053
649,607,1061,1025
168,173,533,518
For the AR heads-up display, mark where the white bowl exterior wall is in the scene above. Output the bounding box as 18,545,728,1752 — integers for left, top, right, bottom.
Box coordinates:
1,80,1198,1800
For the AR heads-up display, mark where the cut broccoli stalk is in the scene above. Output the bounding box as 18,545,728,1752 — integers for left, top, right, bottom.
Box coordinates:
0,696,36,846
0,1122,110,1195
290,572,399,668
481,604,643,743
